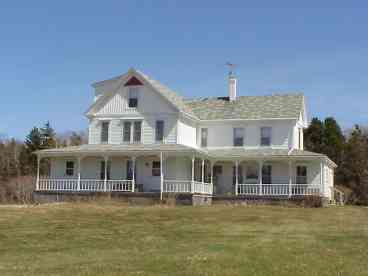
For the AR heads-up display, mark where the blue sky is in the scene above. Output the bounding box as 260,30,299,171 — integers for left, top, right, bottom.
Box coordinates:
1,1,367,139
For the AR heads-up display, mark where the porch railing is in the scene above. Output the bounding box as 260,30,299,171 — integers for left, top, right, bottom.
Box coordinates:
38,178,133,192
163,180,213,195
237,183,321,196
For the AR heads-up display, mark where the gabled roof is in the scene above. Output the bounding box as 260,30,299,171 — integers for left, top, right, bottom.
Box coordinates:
86,68,197,118
185,94,305,120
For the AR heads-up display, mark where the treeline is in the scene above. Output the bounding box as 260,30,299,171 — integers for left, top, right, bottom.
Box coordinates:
304,117,368,205
0,122,86,202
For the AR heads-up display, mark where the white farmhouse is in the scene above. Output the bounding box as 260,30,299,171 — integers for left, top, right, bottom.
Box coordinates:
35,68,336,201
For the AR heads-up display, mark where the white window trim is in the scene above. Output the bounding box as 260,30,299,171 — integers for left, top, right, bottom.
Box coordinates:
155,120,165,143
65,160,75,177
233,127,245,147
127,86,140,109
260,126,272,147
201,128,208,147
100,121,110,144
122,120,143,144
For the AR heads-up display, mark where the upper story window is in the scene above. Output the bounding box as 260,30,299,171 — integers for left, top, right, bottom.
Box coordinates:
128,87,139,108
101,121,109,143
296,166,307,184
65,161,74,176
123,121,142,143
260,127,272,146
201,128,208,147
233,128,244,147
155,120,164,143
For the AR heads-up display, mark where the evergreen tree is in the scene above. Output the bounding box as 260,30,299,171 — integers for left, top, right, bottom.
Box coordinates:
323,117,345,166
24,127,42,175
40,121,56,149
304,118,324,153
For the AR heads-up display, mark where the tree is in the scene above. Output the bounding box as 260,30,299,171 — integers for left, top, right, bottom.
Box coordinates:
24,127,42,175
304,118,324,153
40,121,56,149
69,131,83,146
323,117,345,166
341,125,368,204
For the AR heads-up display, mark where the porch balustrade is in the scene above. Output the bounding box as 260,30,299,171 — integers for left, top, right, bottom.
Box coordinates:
162,180,213,195
38,178,133,192
237,183,320,196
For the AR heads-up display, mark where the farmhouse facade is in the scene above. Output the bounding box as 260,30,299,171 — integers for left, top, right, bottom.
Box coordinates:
35,68,336,200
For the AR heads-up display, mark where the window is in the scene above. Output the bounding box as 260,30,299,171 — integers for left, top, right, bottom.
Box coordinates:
123,121,131,143
296,166,307,184
100,160,111,180
261,127,272,146
101,122,109,143
65,161,74,176
262,164,272,184
152,161,161,176
128,87,139,108
155,120,164,142
201,128,208,147
133,121,142,143
246,164,258,180
233,128,244,146
126,160,134,180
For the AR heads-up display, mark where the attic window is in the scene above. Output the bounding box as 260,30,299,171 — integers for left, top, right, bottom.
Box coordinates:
124,76,143,86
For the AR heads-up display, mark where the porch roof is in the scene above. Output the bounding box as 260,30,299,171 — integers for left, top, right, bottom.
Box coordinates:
35,144,205,157
35,144,336,167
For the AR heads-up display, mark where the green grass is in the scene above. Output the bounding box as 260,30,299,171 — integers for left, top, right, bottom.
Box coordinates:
0,203,368,276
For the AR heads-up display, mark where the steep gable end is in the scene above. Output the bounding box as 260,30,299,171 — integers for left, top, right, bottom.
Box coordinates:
124,76,143,86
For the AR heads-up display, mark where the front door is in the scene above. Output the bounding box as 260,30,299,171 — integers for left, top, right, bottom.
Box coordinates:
213,165,223,195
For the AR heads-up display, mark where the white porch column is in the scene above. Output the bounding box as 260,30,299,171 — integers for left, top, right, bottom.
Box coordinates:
201,159,205,183
288,160,292,197
36,155,40,190
258,160,263,196
191,156,195,193
235,160,239,196
210,160,214,195
104,156,109,192
160,152,164,200
131,156,136,192
77,157,82,191
320,160,324,197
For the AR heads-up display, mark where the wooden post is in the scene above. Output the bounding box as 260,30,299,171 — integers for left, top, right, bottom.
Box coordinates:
288,160,292,197
77,157,82,191
160,152,164,200
132,156,136,192
36,155,40,190
258,160,263,196
104,156,108,192
235,160,239,196
191,156,195,193
201,159,205,194
210,161,214,195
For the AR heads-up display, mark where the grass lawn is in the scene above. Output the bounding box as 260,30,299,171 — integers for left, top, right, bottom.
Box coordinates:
0,203,367,276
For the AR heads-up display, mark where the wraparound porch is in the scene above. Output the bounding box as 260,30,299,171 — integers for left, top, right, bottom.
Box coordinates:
35,145,333,199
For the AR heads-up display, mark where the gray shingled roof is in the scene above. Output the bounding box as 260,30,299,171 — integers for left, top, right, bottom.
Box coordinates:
185,94,304,120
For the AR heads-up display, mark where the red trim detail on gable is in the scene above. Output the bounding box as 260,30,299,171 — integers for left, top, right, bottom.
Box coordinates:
124,76,143,86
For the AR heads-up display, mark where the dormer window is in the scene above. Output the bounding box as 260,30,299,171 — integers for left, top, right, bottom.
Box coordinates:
128,87,139,108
